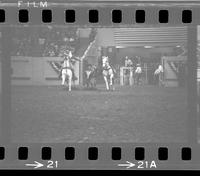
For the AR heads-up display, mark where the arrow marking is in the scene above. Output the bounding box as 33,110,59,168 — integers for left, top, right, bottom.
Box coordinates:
118,161,135,169
25,161,44,169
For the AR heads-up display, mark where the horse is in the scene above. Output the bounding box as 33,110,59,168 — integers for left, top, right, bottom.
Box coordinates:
61,58,73,91
102,66,115,90
101,57,115,90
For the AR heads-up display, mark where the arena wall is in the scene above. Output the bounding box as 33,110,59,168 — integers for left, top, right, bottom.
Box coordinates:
11,56,80,86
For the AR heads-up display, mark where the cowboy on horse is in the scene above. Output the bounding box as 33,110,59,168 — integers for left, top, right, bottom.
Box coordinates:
59,50,80,81
102,56,111,70
102,55,115,90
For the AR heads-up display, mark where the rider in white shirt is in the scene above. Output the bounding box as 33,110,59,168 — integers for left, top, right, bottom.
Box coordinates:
102,56,111,70
154,64,163,75
135,64,142,74
135,63,142,85
154,64,164,86
61,50,79,81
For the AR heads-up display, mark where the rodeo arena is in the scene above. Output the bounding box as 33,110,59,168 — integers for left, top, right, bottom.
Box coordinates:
0,26,200,143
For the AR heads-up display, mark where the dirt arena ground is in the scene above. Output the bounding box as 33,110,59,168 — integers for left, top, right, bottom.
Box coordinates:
11,84,188,143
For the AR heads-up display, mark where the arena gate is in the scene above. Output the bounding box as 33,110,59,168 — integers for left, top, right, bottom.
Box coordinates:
11,56,80,86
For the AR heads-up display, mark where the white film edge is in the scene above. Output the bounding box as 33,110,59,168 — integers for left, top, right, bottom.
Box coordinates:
0,0,200,170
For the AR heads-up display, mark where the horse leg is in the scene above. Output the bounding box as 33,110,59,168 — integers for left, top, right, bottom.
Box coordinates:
112,75,115,90
68,75,72,91
136,74,139,85
61,74,65,86
109,74,113,90
86,78,89,88
103,76,109,90
66,71,72,91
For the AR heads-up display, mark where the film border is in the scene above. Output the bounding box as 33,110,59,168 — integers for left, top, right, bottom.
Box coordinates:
0,2,199,170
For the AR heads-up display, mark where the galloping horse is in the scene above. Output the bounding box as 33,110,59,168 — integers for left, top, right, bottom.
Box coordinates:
102,56,115,90
61,58,73,91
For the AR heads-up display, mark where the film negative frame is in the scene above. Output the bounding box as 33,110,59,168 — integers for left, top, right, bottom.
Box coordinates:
0,1,200,170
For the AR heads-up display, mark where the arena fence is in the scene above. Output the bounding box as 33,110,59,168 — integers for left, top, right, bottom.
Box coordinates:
11,56,80,86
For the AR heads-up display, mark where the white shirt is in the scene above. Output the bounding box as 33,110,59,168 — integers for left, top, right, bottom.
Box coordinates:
135,66,142,73
102,57,110,68
154,65,163,75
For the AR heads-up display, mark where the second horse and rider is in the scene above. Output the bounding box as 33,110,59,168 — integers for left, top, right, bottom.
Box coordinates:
59,50,116,91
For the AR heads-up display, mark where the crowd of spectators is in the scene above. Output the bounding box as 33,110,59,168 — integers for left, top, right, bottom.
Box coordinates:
11,26,80,57
11,27,97,57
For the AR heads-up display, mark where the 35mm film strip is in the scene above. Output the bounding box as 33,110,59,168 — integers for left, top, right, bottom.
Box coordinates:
0,1,200,170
